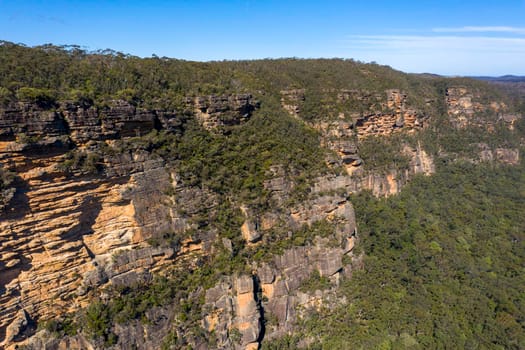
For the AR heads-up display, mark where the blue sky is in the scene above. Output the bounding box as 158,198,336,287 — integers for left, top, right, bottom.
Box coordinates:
1,0,524,75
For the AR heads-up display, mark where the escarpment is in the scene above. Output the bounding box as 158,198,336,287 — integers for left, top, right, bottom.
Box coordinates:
203,190,359,349
445,86,521,129
0,95,259,348
0,46,523,349
279,88,436,196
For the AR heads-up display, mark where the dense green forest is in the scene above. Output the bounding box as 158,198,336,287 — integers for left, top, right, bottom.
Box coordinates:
264,160,525,349
1,41,524,349
42,159,525,349
0,40,516,114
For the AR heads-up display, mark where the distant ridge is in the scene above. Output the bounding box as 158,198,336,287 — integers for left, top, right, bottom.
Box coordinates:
472,75,525,83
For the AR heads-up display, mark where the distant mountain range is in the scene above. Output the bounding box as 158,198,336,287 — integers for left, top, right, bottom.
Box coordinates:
472,75,525,83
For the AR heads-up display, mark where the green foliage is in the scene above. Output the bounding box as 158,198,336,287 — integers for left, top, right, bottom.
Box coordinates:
161,330,178,350
10,41,523,349
44,262,221,347
248,219,339,262
115,88,139,105
0,86,13,106
0,166,16,209
261,334,304,350
83,301,117,345
358,134,411,173
299,270,331,293
293,161,525,349
229,328,242,344
16,87,57,108
67,88,94,107
39,315,78,337
0,166,15,190
147,231,183,249
58,150,103,174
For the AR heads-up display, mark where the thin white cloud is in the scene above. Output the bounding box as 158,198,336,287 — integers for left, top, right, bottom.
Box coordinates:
344,35,525,53
432,26,525,34
339,33,525,75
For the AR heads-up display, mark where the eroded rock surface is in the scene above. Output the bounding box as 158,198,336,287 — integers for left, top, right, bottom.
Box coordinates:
0,96,249,348
189,94,259,132
203,189,358,348
445,86,511,129
280,89,305,118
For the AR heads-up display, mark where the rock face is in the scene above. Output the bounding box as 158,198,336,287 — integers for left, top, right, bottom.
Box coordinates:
404,143,435,176
282,88,431,186
204,275,262,350
189,94,259,132
498,113,522,130
240,205,262,243
281,88,428,140
0,95,255,348
203,193,358,349
353,89,427,139
0,94,257,144
478,143,521,165
315,121,362,175
1,77,519,349
0,103,69,140
313,145,435,197
446,86,476,128
26,304,176,350
445,86,510,129
0,154,177,348
260,193,357,340
280,89,305,118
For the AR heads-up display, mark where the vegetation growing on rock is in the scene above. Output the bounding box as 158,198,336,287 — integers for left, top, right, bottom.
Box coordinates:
0,41,523,349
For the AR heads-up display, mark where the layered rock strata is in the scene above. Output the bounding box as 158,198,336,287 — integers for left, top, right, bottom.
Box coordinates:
445,86,511,129
189,94,259,132
203,193,358,349
0,94,256,348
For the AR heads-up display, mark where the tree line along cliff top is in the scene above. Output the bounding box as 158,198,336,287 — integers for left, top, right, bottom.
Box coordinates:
1,40,521,115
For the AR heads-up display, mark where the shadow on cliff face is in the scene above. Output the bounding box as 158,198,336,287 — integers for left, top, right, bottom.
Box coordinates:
253,274,266,344
0,256,33,345
0,256,32,294
0,177,30,221
60,194,103,244
59,176,131,247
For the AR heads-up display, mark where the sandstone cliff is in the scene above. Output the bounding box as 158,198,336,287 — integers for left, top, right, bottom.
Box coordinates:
0,95,259,348
0,76,522,349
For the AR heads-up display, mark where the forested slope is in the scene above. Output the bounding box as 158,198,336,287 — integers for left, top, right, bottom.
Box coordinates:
0,41,523,349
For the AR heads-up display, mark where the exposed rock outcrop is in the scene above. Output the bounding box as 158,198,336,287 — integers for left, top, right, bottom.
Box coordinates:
280,89,305,118
353,89,427,139
282,88,428,140
204,194,358,348
446,86,476,128
0,95,253,347
498,113,522,130
189,94,259,132
240,205,262,243
200,171,359,348
204,275,263,349
1,93,256,145
313,144,435,197
478,143,520,165
25,305,176,350
0,157,178,348
445,86,510,129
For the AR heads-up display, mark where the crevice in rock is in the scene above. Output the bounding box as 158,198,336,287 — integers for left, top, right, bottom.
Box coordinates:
252,273,266,347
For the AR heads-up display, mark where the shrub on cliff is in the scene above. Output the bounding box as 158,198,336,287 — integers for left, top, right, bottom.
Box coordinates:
16,87,57,108
0,167,16,211
0,86,14,106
